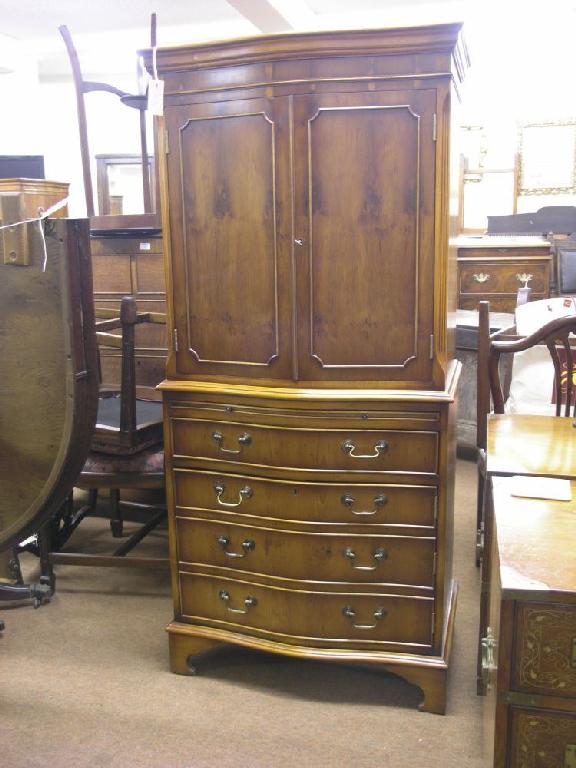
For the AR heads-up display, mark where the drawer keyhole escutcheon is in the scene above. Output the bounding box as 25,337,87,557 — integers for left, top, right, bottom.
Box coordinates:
218,590,258,614
211,430,252,455
217,535,255,558
341,493,388,516
343,546,388,570
341,439,388,459
342,605,387,630
214,482,253,507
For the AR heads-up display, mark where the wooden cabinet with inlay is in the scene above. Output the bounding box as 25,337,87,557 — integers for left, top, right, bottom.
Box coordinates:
481,478,576,765
149,23,467,714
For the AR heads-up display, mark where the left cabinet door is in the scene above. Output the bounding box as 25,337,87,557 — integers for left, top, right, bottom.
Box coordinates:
164,97,293,381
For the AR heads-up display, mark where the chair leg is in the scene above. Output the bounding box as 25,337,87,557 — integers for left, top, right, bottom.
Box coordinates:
37,523,56,593
110,488,124,538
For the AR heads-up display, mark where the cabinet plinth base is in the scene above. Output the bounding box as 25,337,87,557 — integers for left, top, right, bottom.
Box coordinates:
167,583,457,714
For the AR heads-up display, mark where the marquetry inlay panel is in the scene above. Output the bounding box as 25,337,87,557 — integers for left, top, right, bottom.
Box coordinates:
514,604,576,698
510,708,576,768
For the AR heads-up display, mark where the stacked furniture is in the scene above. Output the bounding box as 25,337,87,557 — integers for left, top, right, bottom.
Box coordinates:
148,23,467,714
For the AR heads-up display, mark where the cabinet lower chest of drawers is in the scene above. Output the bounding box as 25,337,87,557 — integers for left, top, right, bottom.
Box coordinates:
482,478,576,766
161,374,459,714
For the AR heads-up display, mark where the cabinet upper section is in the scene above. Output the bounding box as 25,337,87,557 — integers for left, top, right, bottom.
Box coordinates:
149,26,468,391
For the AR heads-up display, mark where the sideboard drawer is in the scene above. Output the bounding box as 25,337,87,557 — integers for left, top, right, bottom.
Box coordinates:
459,262,549,295
170,418,438,474
173,469,437,528
176,516,436,586
179,572,434,648
513,603,576,699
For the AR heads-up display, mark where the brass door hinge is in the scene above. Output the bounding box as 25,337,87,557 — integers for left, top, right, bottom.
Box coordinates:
173,328,179,352
429,334,435,360
433,113,437,142
164,129,170,155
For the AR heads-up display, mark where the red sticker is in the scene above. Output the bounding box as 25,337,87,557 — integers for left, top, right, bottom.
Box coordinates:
565,298,573,308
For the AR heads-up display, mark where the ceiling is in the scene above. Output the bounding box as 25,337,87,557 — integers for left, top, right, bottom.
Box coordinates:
0,0,466,43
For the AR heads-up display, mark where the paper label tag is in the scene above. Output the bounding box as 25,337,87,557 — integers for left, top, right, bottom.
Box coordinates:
148,78,164,116
509,475,572,501
139,242,151,251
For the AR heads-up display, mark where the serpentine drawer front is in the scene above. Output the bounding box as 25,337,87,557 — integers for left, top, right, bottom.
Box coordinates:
172,469,438,528
179,571,435,649
176,516,436,587
170,417,438,475
459,262,549,295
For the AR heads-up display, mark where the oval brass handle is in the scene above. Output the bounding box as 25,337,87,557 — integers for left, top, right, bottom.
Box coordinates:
472,273,490,283
343,546,388,570
217,535,255,559
341,493,388,516
480,627,497,688
342,605,387,630
213,482,253,507
341,439,388,459
211,431,252,455
516,272,533,285
218,590,257,614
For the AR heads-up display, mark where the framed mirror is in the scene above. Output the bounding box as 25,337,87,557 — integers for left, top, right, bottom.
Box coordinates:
518,120,576,195
96,154,156,217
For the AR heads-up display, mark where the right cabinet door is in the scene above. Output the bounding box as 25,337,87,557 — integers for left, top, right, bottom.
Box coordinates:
292,88,438,386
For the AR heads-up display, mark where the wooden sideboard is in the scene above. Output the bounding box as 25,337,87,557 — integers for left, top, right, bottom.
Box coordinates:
482,476,576,767
90,229,167,396
148,23,468,713
0,178,69,218
457,238,552,312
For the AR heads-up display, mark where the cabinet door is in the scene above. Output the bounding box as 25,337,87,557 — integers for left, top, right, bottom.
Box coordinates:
293,89,437,386
165,97,292,380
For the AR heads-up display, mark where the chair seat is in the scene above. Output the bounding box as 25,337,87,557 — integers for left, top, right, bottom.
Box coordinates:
81,447,164,485
92,395,163,455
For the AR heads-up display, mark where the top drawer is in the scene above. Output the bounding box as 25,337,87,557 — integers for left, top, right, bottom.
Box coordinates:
458,261,549,295
170,417,438,475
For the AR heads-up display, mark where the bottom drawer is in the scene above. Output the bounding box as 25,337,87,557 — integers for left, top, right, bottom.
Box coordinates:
459,294,546,313
509,707,576,767
179,571,434,650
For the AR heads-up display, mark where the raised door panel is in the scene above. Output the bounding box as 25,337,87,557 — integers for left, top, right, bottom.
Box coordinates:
293,89,437,386
165,98,292,380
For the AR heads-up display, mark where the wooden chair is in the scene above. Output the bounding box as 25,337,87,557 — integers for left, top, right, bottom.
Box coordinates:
475,299,576,563
38,297,168,587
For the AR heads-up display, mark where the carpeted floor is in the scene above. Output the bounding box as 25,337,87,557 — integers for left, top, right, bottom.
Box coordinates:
0,459,483,768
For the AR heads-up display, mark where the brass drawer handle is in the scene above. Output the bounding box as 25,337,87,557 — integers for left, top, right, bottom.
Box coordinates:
343,546,388,570
217,535,255,559
218,590,257,614
211,430,252,455
214,482,253,507
480,627,497,688
341,439,388,459
516,272,533,285
341,493,388,516
342,605,387,630
473,272,490,283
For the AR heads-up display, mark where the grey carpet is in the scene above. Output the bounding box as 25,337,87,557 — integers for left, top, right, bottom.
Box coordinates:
0,459,484,768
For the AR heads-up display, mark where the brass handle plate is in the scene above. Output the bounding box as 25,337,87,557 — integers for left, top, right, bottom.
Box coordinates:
565,744,576,768
341,439,388,459
217,535,255,559
341,493,388,516
342,605,387,630
214,482,253,507
218,590,257,614
480,627,497,688
473,273,490,283
343,546,388,571
516,272,533,285
211,430,252,455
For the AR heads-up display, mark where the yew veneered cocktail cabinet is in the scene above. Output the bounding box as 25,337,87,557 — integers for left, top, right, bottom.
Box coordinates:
147,23,468,714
